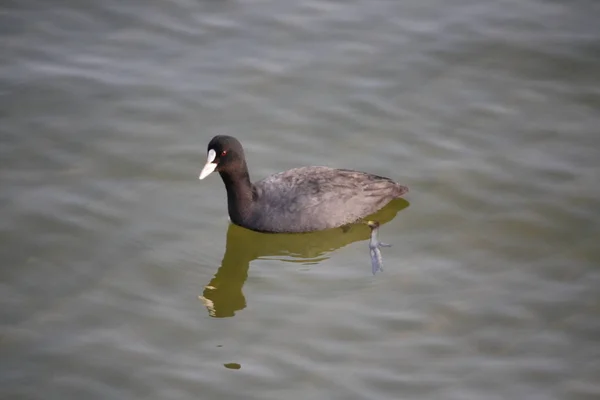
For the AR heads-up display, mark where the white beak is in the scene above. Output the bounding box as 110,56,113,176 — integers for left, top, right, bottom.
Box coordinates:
199,149,217,180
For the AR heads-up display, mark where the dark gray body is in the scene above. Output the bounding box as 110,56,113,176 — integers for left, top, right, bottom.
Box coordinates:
239,166,407,233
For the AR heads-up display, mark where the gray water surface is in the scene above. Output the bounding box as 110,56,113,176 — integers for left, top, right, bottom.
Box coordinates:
1,1,600,399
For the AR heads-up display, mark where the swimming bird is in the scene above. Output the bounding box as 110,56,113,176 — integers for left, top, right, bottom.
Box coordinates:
367,220,391,275
199,135,408,233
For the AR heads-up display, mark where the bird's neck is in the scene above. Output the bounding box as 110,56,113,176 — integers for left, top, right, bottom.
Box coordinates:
219,168,254,224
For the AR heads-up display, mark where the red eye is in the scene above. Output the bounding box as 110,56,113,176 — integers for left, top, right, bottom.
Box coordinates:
221,150,228,156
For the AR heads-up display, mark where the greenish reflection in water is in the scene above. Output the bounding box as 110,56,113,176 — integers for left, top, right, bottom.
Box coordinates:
199,199,409,317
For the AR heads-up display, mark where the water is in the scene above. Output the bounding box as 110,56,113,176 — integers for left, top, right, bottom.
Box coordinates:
1,0,599,399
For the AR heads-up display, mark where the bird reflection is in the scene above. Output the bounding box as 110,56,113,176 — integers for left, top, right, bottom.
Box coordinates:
199,199,409,318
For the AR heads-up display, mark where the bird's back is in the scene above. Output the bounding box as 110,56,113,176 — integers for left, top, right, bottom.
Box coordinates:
247,166,407,233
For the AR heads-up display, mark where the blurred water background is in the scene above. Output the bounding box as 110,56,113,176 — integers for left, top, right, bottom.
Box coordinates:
1,0,599,399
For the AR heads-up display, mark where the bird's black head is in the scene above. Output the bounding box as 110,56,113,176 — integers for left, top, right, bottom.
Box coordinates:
199,135,247,180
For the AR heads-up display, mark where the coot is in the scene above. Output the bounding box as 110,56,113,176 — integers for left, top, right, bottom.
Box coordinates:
199,135,408,233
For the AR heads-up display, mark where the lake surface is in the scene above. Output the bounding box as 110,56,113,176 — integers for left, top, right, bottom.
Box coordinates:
1,0,599,399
